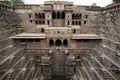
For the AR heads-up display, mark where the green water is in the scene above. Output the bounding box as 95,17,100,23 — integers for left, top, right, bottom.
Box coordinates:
47,76,70,80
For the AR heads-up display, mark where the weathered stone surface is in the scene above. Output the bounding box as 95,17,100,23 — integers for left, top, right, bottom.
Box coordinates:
0,1,120,80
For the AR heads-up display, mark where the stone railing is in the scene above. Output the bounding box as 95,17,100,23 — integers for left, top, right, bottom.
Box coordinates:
65,6,73,11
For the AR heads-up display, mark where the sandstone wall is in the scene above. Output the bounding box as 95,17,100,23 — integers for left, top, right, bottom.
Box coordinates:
0,10,42,80
77,7,120,80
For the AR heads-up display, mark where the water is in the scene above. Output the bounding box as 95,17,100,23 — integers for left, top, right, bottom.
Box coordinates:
47,76,70,80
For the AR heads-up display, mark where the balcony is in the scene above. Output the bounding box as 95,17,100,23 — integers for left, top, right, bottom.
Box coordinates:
43,6,52,11
65,6,73,11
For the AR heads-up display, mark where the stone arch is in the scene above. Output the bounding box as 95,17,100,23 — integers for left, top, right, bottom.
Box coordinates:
76,13,78,19
79,14,81,19
63,39,68,47
41,28,44,33
75,21,78,25
42,20,45,24
35,13,38,19
55,39,62,47
61,11,65,19
72,13,74,19
35,20,38,24
47,21,50,25
67,21,70,25
72,21,74,25
84,21,86,24
57,12,60,19
73,29,76,33
52,11,56,19
39,20,41,24
49,39,54,47
79,21,81,25
39,13,41,19
42,13,45,19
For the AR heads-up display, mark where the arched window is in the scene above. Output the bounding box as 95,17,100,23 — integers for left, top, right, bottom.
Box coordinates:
42,13,45,19
39,13,41,19
72,13,74,19
49,39,54,47
41,28,44,33
39,20,41,24
72,21,74,25
63,39,68,47
61,11,65,19
67,21,70,25
76,21,78,25
84,21,87,24
79,14,81,19
47,21,50,25
76,14,78,19
35,13,38,19
55,39,62,47
79,21,81,25
29,14,32,18
42,21,45,24
52,11,56,19
73,29,76,33
57,12,60,19
35,20,38,25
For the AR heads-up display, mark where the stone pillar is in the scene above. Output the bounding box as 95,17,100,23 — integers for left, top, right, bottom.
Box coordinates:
65,55,76,78
41,55,52,79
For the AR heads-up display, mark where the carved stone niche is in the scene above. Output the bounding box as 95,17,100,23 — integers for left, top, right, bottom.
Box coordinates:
41,55,51,66
41,55,52,79
65,55,76,78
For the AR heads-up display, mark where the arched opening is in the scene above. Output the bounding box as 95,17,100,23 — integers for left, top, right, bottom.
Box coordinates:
72,21,74,25
35,13,38,19
39,13,41,19
73,29,76,33
61,11,65,19
49,39,54,47
57,12,60,19
85,15,88,18
63,39,68,47
52,11,56,19
41,28,44,33
67,21,70,25
72,13,75,19
84,21,86,24
42,21,45,24
35,20,38,25
39,20,41,24
74,14,76,19
76,21,78,25
55,39,62,47
47,21,50,25
42,13,45,19
76,14,78,19
79,14,81,19
79,21,81,25
29,14,32,18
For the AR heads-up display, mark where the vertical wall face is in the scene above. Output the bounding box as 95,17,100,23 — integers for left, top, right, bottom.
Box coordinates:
0,6,26,80
2,1,120,80
16,1,100,34
90,6,120,80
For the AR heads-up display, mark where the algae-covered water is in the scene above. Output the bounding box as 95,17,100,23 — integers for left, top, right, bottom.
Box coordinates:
47,76,70,80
